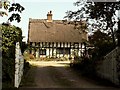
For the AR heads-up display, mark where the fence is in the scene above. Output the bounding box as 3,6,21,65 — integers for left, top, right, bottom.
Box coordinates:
97,47,120,85
14,42,24,88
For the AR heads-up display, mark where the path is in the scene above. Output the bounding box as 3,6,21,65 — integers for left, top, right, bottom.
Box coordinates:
21,60,116,88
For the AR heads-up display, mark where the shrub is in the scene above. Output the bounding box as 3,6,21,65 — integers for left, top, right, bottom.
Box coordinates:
1,24,23,88
29,54,35,59
70,57,97,77
23,60,30,75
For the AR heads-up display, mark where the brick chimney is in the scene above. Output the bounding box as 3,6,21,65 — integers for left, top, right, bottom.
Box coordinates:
47,11,52,22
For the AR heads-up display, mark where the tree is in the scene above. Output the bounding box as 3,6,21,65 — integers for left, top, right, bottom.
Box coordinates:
117,19,120,46
0,0,25,22
87,1,120,47
65,0,120,47
89,30,114,55
0,0,9,16
89,30,112,47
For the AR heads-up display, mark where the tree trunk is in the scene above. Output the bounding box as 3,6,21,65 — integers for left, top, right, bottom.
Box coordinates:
110,27,116,47
117,20,120,47
83,42,87,56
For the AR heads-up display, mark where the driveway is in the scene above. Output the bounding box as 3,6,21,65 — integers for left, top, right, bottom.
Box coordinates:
21,60,115,88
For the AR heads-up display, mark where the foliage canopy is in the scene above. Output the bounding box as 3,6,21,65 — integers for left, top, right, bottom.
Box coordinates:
65,0,120,46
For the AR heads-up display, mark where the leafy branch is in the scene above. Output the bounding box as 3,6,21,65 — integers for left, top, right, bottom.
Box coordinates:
65,0,120,46
0,0,25,22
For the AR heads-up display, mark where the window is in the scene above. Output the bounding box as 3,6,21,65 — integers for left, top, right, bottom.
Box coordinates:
57,48,63,54
64,48,70,54
39,49,46,55
57,48,70,54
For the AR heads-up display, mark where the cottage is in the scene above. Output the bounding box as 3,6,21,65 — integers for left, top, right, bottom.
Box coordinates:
28,11,88,59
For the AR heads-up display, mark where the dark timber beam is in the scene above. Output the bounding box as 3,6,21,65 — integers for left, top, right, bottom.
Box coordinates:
52,42,54,57
56,42,58,58
63,42,65,57
49,42,50,58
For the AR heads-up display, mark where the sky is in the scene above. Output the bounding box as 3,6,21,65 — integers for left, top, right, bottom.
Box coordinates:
0,0,79,42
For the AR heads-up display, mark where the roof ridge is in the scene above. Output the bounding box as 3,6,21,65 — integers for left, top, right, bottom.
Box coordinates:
29,18,46,23
29,18,86,26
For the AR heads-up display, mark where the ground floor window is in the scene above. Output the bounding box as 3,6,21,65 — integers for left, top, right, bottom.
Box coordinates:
39,49,46,55
57,48,70,54
57,48,63,54
64,48,70,54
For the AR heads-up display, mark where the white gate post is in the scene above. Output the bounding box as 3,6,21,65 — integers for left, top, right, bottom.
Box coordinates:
15,42,20,88
14,42,24,88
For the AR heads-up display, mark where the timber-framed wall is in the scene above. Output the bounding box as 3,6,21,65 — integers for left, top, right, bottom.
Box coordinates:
29,42,85,59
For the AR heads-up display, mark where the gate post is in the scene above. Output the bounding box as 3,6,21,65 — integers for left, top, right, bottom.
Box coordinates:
14,42,24,88
15,42,20,88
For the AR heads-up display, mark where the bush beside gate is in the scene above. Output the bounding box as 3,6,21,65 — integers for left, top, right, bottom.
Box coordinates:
1,24,22,88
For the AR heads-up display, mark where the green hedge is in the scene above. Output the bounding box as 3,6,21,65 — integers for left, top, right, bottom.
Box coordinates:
1,24,22,88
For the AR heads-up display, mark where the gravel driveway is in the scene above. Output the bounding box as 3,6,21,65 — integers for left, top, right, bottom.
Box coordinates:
21,60,116,88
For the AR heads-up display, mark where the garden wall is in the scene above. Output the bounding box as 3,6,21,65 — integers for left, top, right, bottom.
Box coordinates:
97,47,120,85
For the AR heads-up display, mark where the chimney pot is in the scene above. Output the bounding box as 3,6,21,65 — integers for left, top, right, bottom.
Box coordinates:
47,11,52,22
50,11,52,14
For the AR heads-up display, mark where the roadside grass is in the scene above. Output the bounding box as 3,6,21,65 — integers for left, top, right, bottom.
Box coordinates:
20,64,37,87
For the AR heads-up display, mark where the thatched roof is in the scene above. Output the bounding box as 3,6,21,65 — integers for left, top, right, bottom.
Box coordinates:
28,18,88,43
